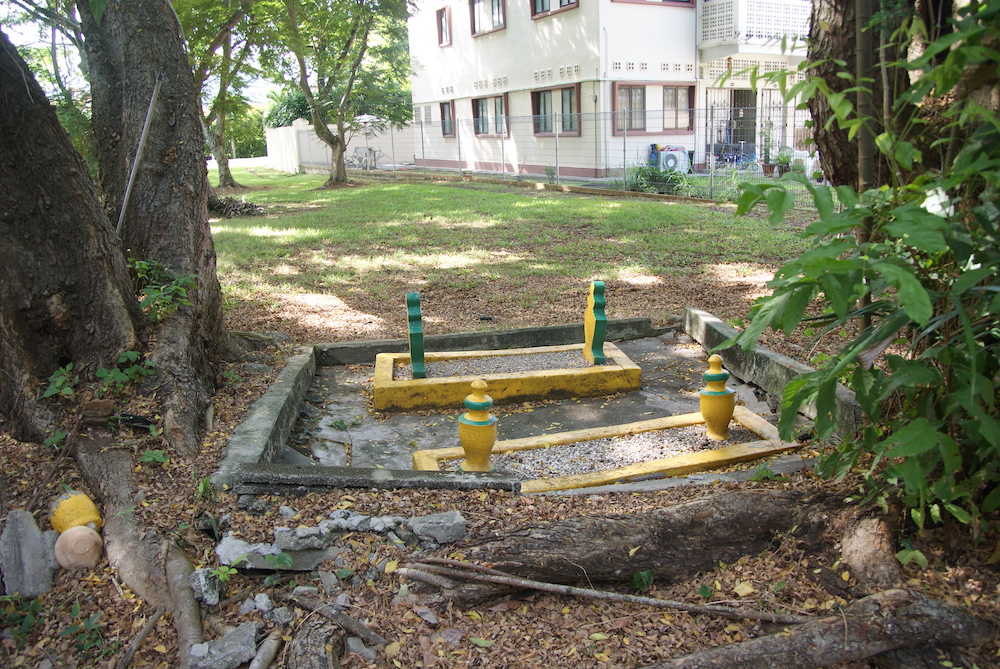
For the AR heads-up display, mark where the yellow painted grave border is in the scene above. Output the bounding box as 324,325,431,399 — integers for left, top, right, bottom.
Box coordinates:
373,343,641,411
412,406,800,493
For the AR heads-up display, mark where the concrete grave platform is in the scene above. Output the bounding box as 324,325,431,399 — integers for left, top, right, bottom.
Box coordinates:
372,342,642,411
212,313,837,494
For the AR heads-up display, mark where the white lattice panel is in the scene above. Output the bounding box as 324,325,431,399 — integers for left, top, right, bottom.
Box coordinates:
699,0,809,45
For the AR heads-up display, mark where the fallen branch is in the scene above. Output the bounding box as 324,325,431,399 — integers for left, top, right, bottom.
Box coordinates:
115,604,165,669
279,593,386,647
249,628,284,669
639,589,995,669
400,559,812,625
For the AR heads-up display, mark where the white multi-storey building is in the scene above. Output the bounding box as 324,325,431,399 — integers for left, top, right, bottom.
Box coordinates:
406,0,810,176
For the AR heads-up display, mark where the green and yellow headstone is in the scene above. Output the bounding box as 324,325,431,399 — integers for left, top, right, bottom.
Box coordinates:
583,281,607,365
406,292,426,379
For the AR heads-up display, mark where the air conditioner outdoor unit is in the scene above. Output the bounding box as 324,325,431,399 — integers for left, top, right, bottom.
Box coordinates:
659,146,690,172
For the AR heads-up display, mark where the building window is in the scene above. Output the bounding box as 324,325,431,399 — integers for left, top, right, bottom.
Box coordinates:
532,90,553,133
663,86,693,130
440,101,454,137
471,0,505,34
436,7,451,46
532,0,576,17
473,98,489,134
531,86,580,135
616,85,645,131
561,87,578,132
472,96,507,136
493,96,506,134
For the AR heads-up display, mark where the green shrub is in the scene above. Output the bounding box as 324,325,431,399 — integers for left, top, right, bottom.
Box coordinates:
725,2,1000,548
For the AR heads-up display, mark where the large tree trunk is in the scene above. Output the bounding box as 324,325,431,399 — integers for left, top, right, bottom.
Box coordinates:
2,34,202,666
80,0,241,453
808,0,939,188
0,32,140,441
311,110,348,186
207,122,242,189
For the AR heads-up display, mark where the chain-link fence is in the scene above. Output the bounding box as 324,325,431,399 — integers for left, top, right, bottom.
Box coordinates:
285,106,822,201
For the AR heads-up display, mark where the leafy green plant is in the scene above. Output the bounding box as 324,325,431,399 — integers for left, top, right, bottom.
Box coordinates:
631,569,654,592
138,449,169,466
44,430,68,449
43,363,77,399
129,257,197,323
749,465,786,482
210,554,245,585
96,351,155,396
60,604,118,661
0,596,43,650
222,369,242,386
697,584,713,599
196,476,216,502
210,564,239,584
626,165,687,195
263,552,294,586
265,552,294,570
726,2,1000,549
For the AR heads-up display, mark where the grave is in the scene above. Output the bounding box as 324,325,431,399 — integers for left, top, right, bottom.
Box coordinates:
372,282,641,411
214,289,838,495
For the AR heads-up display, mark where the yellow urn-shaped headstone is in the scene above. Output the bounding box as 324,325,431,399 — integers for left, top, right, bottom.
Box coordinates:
699,354,735,440
50,490,103,534
458,380,497,472
50,490,104,570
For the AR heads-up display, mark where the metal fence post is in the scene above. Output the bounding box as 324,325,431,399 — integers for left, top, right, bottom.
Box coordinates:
622,109,628,192
708,105,715,200
390,127,396,172
554,113,560,184
501,128,506,180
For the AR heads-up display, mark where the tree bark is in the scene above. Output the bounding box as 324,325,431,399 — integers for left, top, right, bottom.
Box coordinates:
416,490,845,608
807,0,923,188
207,121,242,189
287,617,342,669
75,431,201,668
464,490,836,589
640,589,994,669
80,0,241,454
0,31,140,442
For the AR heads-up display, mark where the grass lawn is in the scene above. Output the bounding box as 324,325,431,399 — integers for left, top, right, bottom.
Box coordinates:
210,168,811,345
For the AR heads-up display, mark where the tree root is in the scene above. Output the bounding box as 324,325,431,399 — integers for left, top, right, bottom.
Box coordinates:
279,593,386,647
400,558,811,625
638,589,994,669
75,430,201,668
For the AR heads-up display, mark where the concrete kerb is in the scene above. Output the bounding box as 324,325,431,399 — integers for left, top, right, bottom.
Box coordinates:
212,347,316,489
315,317,664,365
212,318,662,490
683,308,862,437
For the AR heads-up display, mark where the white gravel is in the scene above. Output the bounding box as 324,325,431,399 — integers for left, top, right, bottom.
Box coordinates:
394,350,594,380
446,424,762,480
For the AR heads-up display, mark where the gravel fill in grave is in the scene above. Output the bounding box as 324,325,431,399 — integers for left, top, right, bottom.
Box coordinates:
393,350,594,380
446,424,762,480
